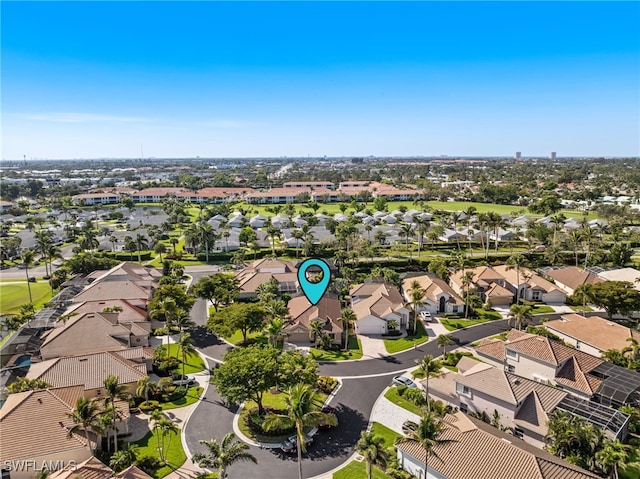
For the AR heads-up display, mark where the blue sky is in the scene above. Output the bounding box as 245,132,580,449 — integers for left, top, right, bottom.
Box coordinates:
2,1,639,160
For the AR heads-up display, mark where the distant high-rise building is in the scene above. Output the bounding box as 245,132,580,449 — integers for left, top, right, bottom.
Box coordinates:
514,151,521,159
550,151,557,159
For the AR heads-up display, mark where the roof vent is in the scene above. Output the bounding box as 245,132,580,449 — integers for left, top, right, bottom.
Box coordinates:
79,358,88,362
37,398,43,404
514,380,521,385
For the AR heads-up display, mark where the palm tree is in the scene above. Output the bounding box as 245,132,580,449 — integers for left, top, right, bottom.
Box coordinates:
395,412,454,479
263,384,337,479
265,225,281,256
80,230,99,252
263,317,286,348
263,298,288,321
136,376,154,402
309,320,325,343
154,242,167,262
436,334,452,357
103,375,128,452
21,250,35,304
409,281,425,335
34,229,53,277
356,431,389,479
177,332,195,386
152,414,178,464
507,303,532,330
399,222,414,258
506,253,528,302
66,397,104,454
291,229,304,259
596,439,639,479
193,433,258,478
341,308,356,350
415,355,442,410
109,443,139,473
460,271,475,318
109,235,118,252
135,234,149,263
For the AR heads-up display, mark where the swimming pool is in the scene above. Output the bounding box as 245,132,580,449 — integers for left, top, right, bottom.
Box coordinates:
13,355,32,367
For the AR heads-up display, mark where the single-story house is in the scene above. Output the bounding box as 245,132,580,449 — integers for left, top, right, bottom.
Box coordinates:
401,274,464,315
284,294,343,345
351,282,410,335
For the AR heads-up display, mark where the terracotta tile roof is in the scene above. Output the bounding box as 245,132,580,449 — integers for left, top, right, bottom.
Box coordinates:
401,275,463,305
285,294,343,334
486,282,514,298
475,338,506,361
396,412,598,479
27,350,147,391
546,267,604,291
556,356,602,395
115,466,154,479
67,299,148,323
351,283,405,321
73,280,152,303
493,265,561,293
450,266,505,290
48,456,113,479
546,314,640,352
514,391,551,436
0,386,93,461
133,187,187,196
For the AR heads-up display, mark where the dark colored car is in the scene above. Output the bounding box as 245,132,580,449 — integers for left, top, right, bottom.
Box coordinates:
281,433,314,453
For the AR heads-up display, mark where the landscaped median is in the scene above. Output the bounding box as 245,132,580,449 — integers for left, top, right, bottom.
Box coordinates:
131,427,186,479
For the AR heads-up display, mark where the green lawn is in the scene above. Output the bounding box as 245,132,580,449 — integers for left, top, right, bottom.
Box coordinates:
223,329,268,346
131,427,186,479
160,386,204,410
238,389,330,443
333,460,394,479
161,344,206,374
530,305,555,314
310,336,363,361
0,281,53,315
440,317,490,332
384,321,429,354
370,422,401,449
384,387,424,416
570,305,594,312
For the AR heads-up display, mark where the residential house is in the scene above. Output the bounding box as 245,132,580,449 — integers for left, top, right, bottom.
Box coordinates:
450,266,513,306
474,329,640,407
0,386,93,479
544,313,640,357
493,265,566,303
72,193,120,206
26,349,149,398
40,312,150,360
396,412,600,479
401,274,464,315
48,457,153,479
350,282,410,335
65,299,148,324
284,294,343,345
545,267,604,295
597,267,640,291
426,358,628,448
235,258,299,299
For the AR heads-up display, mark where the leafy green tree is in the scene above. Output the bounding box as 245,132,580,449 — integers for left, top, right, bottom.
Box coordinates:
192,433,258,478
576,282,640,319
212,345,279,414
192,273,240,312
528,193,563,215
207,302,266,344
263,384,337,479
356,431,389,479
276,350,319,389
596,439,640,479
7,377,50,393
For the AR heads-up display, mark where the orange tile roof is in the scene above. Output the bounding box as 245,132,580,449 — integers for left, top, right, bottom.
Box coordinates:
546,314,640,352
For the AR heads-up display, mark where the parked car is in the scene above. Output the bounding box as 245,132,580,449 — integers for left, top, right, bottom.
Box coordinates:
281,433,314,453
402,420,418,434
419,310,432,321
172,374,196,386
318,405,337,430
392,376,417,388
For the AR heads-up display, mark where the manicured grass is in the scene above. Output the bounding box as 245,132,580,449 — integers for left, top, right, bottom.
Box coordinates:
383,387,424,416
131,427,186,479
570,305,594,312
238,389,330,443
161,344,206,374
383,321,429,354
333,460,394,479
310,336,363,361
223,329,268,346
160,386,204,410
530,305,555,314
0,281,53,315
370,422,401,449
475,308,503,320
440,317,489,332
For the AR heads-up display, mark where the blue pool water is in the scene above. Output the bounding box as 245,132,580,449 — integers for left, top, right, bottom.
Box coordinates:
14,355,32,367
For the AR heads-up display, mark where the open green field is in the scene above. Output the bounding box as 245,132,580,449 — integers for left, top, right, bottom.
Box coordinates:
0,282,52,315
131,427,186,479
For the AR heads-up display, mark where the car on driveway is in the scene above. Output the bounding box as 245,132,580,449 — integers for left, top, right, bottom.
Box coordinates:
172,374,196,387
402,420,418,434
420,310,432,321
392,376,417,388
281,433,314,453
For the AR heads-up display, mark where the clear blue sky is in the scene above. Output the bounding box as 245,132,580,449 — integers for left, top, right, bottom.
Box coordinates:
2,1,639,160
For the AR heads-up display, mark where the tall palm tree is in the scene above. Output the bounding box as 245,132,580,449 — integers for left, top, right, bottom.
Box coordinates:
193,433,258,478
409,281,425,335
291,228,304,259
309,320,325,343
356,431,389,479
34,229,53,277
103,375,128,452
263,317,286,348
395,412,454,479
80,230,99,252
265,225,281,256
155,416,178,464
341,308,356,350
436,334,452,357
136,376,154,402
66,397,104,454
596,439,639,479
263,384,337,479
399,222,414,258
415,355,442,410
506,253,528,302
177,332,196,386
109,235,118,252
149,297,181,350
507,303,532,330
21,250,35,304
135,234,149,263
460,271,475,318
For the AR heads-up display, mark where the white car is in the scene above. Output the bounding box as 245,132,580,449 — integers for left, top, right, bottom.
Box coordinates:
419,310,432,321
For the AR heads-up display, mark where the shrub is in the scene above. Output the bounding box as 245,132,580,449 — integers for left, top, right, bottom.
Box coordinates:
139,400,160,412
316,376,338,394
403,388,427,407
443,351,473,367
246,408,294,436
135,456,161,475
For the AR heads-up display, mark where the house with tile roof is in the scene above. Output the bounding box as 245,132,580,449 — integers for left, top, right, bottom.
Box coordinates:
65,299,148,324
475,330,640,408
450,266,514,306
40,312,149,360
350,282,410,335
396,412,600,479
284,294,343,345
401,274,464,315
235,258,299,299
493,265,567,304
47,457,153,479
0,386,94,479
26,349,149,398
544,313,640,357
545,266,604,295
597,267,640,291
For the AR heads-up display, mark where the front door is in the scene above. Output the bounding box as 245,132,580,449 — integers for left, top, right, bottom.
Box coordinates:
439,296,446,313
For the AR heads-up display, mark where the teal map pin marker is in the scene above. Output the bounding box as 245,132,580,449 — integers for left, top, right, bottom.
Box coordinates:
297,258,331,305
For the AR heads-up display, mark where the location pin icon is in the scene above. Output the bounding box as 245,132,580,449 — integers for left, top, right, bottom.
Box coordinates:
297,258,331,306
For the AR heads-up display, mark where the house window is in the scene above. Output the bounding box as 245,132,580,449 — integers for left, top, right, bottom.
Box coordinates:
452,306,458,313
532,291,541,302
456,383,470,396
507,365,515,373
506,349,518,360
514,427,524,439
460,403,468,413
